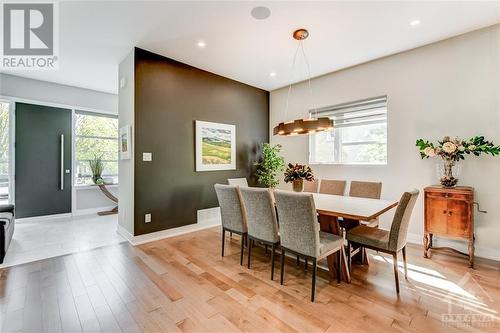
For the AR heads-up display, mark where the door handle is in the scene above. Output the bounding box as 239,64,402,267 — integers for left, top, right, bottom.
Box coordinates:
60,134,64,190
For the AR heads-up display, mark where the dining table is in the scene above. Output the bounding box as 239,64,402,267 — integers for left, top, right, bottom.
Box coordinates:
310,192,399,283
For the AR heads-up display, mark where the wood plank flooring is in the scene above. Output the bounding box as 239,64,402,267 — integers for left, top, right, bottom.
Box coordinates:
0,226,499,332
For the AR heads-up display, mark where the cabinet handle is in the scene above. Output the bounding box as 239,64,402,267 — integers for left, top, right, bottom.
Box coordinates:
442,210,447,214
447,211,452,216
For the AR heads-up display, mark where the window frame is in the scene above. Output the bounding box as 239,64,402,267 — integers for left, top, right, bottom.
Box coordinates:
74,110,119,186
309,96,388,166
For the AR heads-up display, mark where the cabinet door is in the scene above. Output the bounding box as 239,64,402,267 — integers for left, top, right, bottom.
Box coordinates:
447,198,472,238
425,194,448,234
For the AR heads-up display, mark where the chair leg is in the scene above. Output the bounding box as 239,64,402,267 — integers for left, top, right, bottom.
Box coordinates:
240,234,245,266
305,258,308,270
271,244,275,280
265,244,268,254
336,250,341,283
296,255,300,266
311,258,317,302
402,246,408,280
280,248,285,285
247,238,253,268
221,228,225,257
347,242,352,272
229,231,232,238
360,246,365,264
392,253,400,294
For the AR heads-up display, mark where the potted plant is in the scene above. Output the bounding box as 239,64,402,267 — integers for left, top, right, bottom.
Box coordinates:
284,163,315,192
88,154,104,185
416,136,500,187
254,143,285,188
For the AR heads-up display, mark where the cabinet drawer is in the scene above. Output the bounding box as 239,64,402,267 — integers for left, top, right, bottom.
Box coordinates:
426,192,471,201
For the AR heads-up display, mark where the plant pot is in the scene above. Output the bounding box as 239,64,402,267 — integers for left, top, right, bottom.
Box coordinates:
292,179,304,192
436,158,462,187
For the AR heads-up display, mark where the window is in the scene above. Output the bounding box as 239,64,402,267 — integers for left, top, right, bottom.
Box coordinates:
309,96,387,165
75,111,118,185
0,101,9,203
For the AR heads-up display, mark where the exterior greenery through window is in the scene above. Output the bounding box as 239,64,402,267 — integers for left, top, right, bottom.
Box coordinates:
0,102,9,202
309,96,387,165
75,112,118,185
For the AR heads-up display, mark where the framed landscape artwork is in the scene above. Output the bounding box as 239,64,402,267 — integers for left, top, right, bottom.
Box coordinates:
195,120,236,171
119,125,131,160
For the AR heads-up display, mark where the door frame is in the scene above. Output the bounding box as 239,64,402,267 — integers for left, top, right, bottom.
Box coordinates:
0,94,115,218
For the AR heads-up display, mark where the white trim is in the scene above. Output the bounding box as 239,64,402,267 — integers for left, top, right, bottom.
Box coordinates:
118,207,222,246
16,213,72,224
406,232,500,262
73,206,116,216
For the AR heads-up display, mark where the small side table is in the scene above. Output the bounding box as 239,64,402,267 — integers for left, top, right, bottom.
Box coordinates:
423,186,474,268
97,184,118,216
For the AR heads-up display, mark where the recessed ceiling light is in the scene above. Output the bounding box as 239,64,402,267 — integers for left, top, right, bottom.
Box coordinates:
197,41,206,48
269,72,276,77
251,6,271,20
410,19,421,27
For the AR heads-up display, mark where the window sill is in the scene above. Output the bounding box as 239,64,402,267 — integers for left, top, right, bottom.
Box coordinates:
74,184,119,190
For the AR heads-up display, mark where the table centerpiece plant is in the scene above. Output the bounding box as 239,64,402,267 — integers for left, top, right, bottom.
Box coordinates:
254,143,285,188
416,136,500,187
284,163,315,192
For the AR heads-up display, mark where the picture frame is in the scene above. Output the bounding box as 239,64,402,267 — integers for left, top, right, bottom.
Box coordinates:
119,125,131,160
195,120,236,171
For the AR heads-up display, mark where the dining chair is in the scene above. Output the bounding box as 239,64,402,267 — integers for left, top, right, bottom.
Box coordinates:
228,178,248,187
239,187,280,280
346,189,419,294
274,190,345,302
347,181,383,228
319,179,346,196
303,179,319,193
214,184,248,265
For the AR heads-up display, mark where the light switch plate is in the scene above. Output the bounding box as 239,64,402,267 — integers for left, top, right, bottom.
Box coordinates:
143,152,152,162
145,213,151,223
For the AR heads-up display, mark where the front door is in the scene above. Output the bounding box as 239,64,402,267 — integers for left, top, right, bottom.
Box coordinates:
15,102,72,218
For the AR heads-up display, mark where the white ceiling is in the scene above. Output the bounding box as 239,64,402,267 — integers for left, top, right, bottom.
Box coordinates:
3,1,500,94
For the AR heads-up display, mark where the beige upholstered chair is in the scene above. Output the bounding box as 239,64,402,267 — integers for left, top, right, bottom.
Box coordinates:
346,190,419,294
214,184,247,265
274,190,345,302
348,181,383,227
319,179,346,196
239,187,280,280
228,178,248,187
303,179,319,193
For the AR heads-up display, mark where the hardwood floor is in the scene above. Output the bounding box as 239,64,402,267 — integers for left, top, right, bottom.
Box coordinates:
0,226,498,332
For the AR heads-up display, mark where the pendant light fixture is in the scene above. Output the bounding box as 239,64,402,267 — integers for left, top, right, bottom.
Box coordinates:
273,29,333,136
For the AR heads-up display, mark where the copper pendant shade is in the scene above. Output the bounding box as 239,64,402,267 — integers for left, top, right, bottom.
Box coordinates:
273,29,334,136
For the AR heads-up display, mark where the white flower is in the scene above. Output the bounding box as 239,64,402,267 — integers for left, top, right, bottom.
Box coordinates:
423,147,436,157
458,145,465,152
442,142,457,154
469,144,476,151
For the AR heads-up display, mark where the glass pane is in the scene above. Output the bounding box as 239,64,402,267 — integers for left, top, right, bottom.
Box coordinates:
341,143,387,164
76,137,118,161
311,130,335,163
341,122,387,143
0,102,9,203
75,113,118,138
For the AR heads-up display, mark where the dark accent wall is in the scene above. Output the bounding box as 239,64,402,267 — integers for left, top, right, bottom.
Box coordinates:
134,48,269,235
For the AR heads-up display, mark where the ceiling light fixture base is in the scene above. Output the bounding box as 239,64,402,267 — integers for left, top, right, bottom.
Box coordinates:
293,29,309,40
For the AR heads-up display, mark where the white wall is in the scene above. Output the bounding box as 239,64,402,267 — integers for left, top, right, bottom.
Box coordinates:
118,50,135,236
0,73,119,214
270,25,500,259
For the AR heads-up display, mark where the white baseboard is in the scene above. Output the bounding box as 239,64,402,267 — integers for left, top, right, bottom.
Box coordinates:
406,232,500,262
73,206,116,216
117,207,222,246
16,213,73,224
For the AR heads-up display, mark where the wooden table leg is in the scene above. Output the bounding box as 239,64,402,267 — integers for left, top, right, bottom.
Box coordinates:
318,214,351,283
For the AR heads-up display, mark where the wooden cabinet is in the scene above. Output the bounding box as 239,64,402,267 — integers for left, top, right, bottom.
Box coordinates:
423,186,474,267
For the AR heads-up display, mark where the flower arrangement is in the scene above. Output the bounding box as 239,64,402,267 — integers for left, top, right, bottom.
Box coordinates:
254,143,285,188
88,154,104,185
284,163,314,192
416,136,500,187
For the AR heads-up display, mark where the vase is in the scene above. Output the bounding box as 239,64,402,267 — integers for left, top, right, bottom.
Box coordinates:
436,158,462,187
292,179,304,192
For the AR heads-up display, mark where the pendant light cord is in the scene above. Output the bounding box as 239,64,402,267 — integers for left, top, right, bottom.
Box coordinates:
300,41,316,118
284,40,302,121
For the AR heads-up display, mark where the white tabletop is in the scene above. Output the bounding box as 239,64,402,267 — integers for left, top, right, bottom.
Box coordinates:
312,193,399,221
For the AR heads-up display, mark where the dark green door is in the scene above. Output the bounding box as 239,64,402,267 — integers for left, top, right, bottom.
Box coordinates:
15,103,72,218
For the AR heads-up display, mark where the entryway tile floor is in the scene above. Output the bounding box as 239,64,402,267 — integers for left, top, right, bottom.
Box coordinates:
0,214,124,268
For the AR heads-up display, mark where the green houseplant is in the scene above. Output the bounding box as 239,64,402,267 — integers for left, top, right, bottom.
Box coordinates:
284,163,315,192
416,136,500,187
88,154,104,185
254,143,285,188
